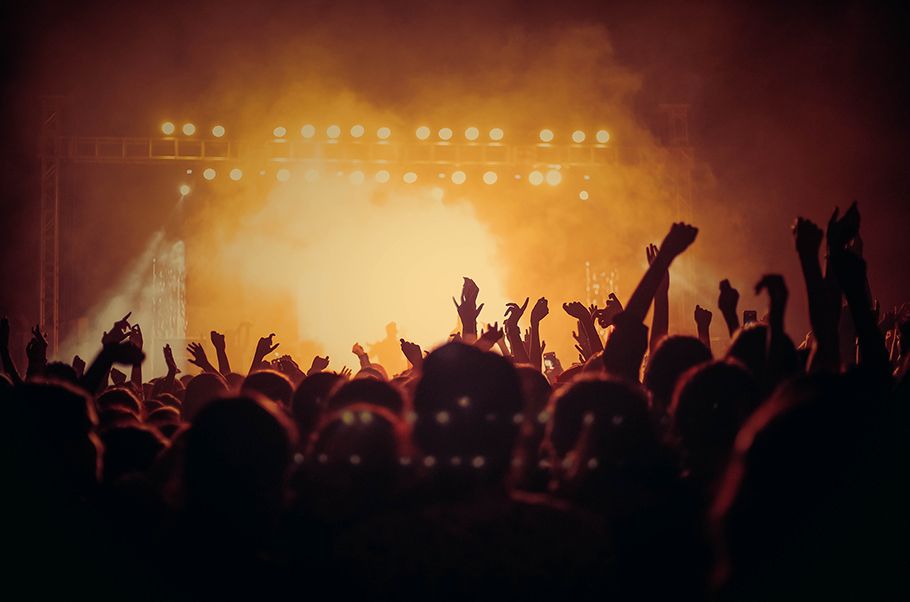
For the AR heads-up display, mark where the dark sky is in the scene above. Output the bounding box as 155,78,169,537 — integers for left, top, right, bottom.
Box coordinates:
2,0,908,337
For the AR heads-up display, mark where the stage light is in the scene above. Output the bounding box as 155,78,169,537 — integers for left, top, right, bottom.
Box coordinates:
595,129,610,143
451,170,466,184
276,168,290,182
546,169,562,186
579,190,589,201
416,126,430,140
375,170,391,183
186,168,193,174
182,123,196,136
351,124,365,138
483,171,497,184
300,124,316,138
489,127,504,141
273,126,287,138
326,125,341,139
212,125,225,138
539,129,554,143
203,168,216,181
583,174,591,181
439,127,453,141
528,170,544,186
572,130,585,143
465,127,479,141
377,126,391,140
349,170,365,185
229,168,242,181
161,122,176,135
179,184,191,196
304,169,319,182
403,171,418,183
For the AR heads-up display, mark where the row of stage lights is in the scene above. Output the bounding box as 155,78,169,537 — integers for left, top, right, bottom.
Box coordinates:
179,168,593,200
160,122,611,144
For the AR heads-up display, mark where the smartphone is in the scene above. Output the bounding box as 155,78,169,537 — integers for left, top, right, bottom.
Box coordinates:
743,310,758,325
543,351,557,371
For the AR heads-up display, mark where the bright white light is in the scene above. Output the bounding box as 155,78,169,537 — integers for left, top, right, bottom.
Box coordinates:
350,124,365,138
375,170,391,183
489,128,504,141
377,126,391,140
438,127,453,141
539,129,554,143
212,125,225,138
528,170,544,186
179,184,191,196
161,122,176,135
572,130,585,143
186,168,193,175
203,168,216,181
579,190,589,201
546,169,562,186
403,171,418,183
304,169,319,182
229,168,242,181
349,170,365,185
326,125,341,139
182,123,196,136
451,170,466,185
483,171,497,184
300,124,316,139
276,168,290,182
465,127,479,141
596,129,610,144
583,174,591,181
416,126,430,140
273,126,287,138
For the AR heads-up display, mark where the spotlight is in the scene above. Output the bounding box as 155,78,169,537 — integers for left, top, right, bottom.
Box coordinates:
304,169,319,182
300,124,316,139
546,169,562,186
416,126,430,140
273,126,287,138
465,127,479,141
349,170,365,185
375,170,391,183
229,168,242,181
451,170,466,184
438,127,453,141
326,125,341,139
161,122,176,135
276,168,290,182
579,190,589,201
483,171,498,184
212,125,226,138
403,171,418,183
583,174,591,181
185,168,193,175
539,129,554,143
350,124,365,138
377,126,391,140
571,130,585,143
528,170,544,186
595,129,610,143
203,168,216,181
489,127,504,141
179,184,191,196
182,123,196,136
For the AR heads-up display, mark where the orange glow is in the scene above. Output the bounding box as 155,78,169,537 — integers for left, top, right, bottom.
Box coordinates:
182,123,196,136
203,168,216,180
161,121,176,135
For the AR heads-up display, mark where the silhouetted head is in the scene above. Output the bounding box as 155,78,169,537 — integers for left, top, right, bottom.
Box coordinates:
182,372,228,421
184,395,295,518
43,361,80,386
242,369,294,409
644,335,712,415
354,365,388,380
291,372,343,451
96,387,142,418
726,323,768,378
671,360,761,487
326,377,404,416
154,392,181,411
100,425,167,483
413,342,523,484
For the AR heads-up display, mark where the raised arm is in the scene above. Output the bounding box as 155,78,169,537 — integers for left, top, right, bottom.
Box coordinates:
694,304,712,352
0,317,23,385
625,223,698,323
352,342,371,370
647,243,669,354
563,301,602,357
210,330,231,376
249,333,279,374
504,297,531,364
717,280,740,337
128,324,144,394
528,297,549,371
792,217,840,372
453,277,483,343
25,325,48,380
187,341,218,374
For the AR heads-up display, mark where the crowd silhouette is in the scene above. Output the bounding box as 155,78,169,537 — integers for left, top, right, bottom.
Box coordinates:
2,203,908,600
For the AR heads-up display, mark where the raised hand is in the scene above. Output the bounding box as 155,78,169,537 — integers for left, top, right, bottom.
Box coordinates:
793,217,823,258
249,333,279,373
755,274,789,315
399,338,424,369
210,330,226,350
659,222,699,259
562,301,591,321
476,322,504,352
187,341,216,373
72,355,86,378
694,304,713,329
647,243,669,295
163,344,180,375
26,325,49,378
102,312,132,346
308,355,330,375
826,202,860,252
338,366,352,379
128,324,143,350
110,367,127,385
717,279,741,337
504,297,530,327
210,330,231,375
530,297,549,324
453,277,483,338
352,342,366,357
593,293,623,328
